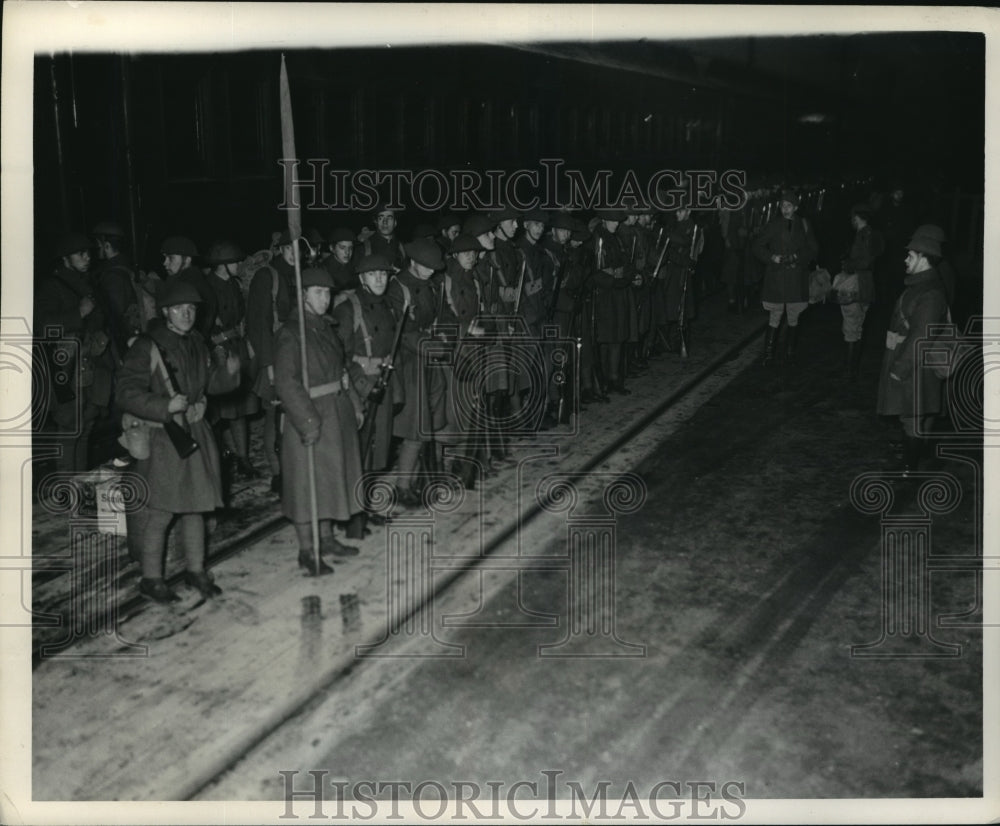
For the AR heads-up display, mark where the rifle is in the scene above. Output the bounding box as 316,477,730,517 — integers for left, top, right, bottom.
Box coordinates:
545,251,567,323
359,304,407,468
512,257,527,316
677,224,699,359
589,239,608,394
156,346,200,458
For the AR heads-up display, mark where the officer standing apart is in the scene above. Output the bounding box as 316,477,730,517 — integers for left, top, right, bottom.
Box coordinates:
752,190,819,366
876,228,950,476
274,267,362,576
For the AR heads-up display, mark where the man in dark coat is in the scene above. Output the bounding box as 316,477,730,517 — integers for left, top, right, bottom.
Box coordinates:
466,213,516,461
436,213,461,255
36,232,114,473
274,267,362,575
440,235,488,486
245,232,301,491
160,236,216,342
355,203,407,270
116,278,240,602
590,209,634,395
385,239,447,507
752,190,819,366
333,253,404,537
324,227,357,294
91,221,141,361
876,228,949,475
514,209,556,422
837,204,884,380
204,240,260,481
659,207,701,356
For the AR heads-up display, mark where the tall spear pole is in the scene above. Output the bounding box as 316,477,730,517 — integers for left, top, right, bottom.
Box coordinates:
280,54,322,575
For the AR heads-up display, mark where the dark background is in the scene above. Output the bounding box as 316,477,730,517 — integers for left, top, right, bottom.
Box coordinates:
33,33,985,274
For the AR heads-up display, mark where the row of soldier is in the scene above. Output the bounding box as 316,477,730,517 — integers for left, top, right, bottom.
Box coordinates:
37,179,937,600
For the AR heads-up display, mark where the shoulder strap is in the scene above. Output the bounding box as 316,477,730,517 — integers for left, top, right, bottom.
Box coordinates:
346,291,373,357
147,339,178,397
268,265,281,332
397,279,412,312
444,273,457,316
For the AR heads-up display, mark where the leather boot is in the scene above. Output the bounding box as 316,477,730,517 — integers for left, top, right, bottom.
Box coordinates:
785,325,800,364
138,577,180,604
762,326,779,367
321,533,360,558
343,511,370,540
298,549,334,576
183,569,222,598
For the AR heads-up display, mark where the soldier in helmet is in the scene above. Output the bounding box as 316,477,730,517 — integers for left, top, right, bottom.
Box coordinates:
436,213,462,255
515,209,557,426
876,228,949,476
324,227,357,294
36,232,114,473
659,205,700,357
160,235,217,342
274,267,363,575
204,240,261,482
752,190,819,366
332,253,403,538
385,239,448,506
91,221,142,358
589,208,633,395
116,278,241,602
540,212,577,424
836,204,885,381
245,230,303,492
440,234,488,487
465,213,515,465
356,203,407,271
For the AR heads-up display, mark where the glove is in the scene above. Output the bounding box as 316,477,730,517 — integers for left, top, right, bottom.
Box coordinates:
300,418,321,447
368,383,386,405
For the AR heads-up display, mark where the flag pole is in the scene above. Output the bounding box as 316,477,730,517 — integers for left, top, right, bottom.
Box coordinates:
280,53,322,575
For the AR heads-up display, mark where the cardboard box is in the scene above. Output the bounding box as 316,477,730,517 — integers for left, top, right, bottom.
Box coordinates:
75,467,128,536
